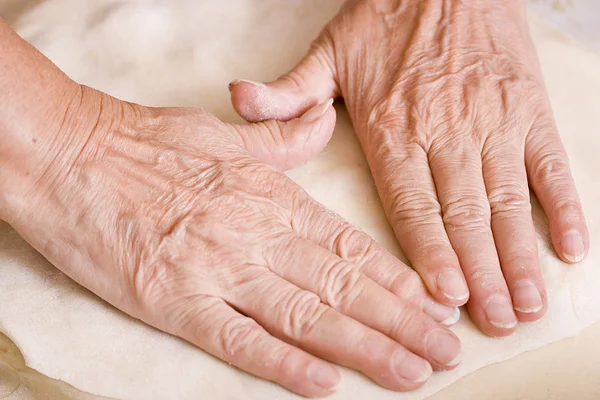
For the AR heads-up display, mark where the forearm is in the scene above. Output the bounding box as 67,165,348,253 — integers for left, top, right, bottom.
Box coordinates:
0,18,106,223
0,17,78,147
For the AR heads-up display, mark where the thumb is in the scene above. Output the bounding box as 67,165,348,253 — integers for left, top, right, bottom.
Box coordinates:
230,98,336,171
229,39,338,123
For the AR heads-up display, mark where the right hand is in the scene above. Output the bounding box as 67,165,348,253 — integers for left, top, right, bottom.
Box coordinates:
3,86,461,397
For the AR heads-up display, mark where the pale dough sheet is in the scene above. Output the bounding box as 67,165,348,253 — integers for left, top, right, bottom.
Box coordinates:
529,0,600,53
1,1,599,399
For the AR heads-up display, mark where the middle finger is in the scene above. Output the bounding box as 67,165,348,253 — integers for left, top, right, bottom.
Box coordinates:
429,140,518,336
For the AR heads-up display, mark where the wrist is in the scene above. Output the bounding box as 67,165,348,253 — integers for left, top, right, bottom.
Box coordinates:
0,84,127,224
0,19,132,223
0,19,78,221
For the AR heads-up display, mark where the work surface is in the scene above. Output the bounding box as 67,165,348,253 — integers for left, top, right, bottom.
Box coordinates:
1,1,600,399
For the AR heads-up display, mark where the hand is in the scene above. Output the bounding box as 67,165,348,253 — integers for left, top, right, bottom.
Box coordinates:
229,0,590,336
2,80,462,396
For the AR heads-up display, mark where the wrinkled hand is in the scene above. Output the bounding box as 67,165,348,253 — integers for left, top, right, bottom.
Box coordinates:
229,0,590,336
3,84,462,396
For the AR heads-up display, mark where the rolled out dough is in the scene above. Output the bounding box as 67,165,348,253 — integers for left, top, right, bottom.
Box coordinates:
1,1,599,399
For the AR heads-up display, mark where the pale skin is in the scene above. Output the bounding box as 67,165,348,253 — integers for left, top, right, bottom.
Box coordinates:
0,0,589,398
230,0,590,336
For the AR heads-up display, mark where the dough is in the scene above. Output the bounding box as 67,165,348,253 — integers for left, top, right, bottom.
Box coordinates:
529,0,600,53
0,1,599,399
0,333,111,400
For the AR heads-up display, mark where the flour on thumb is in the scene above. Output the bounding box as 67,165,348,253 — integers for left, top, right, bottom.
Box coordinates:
229,43,338,123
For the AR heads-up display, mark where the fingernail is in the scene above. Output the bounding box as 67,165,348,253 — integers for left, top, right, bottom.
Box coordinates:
561,230,585,263
425,330,462,367
394,350,432,383
300,99,334,123
307,362,341,390
436,269,469,302
421,299,460,325
484,295,517,329
441,307,461,326
228,79,266,92
512,280,543,313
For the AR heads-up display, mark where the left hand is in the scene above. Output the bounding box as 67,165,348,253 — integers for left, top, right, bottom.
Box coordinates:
229,0,590,336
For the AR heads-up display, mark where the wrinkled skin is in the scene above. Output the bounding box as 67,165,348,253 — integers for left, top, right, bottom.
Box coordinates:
0,23,463,396
230,0,590,336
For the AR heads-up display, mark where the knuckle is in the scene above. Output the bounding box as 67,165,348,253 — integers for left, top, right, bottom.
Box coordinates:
355,329,391,366
320,259,364,310
390,270,424,300
463,267,503,293
274,346,301,380
387,186,442,227
333,224,375,264
530,149,570,185
390,305,429,341
219,316,263,358
442,192,490,231
552,199,582,217
282,291,325,341
487,183,531,217
500,251,538,278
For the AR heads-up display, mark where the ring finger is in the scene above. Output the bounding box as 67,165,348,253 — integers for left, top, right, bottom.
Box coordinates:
482,139,546,322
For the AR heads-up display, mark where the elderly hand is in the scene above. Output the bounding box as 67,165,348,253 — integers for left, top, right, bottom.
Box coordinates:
229,0,590,336
0,21,462,396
